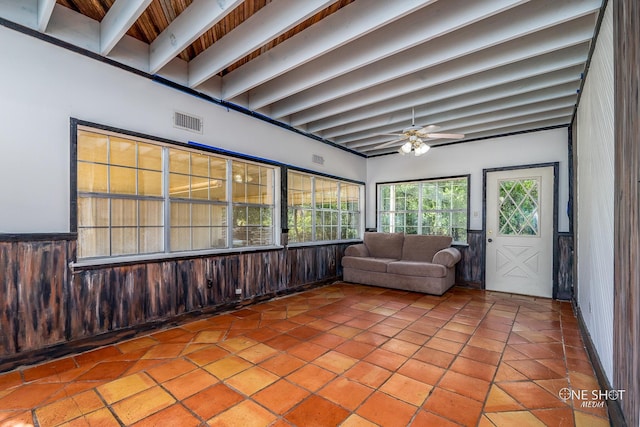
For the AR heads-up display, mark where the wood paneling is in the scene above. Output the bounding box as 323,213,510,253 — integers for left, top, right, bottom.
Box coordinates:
454,230,483,288
0,238,74,356
0,236,349,370
614,0,640,425
557,233,573,300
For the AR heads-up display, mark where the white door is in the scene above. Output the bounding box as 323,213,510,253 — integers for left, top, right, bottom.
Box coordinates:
485,166,554,298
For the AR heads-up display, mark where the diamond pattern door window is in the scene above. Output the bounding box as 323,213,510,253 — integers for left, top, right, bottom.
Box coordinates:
498,178,539,236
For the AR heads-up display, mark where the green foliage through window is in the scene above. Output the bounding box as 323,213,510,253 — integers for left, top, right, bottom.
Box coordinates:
378,177,468,243
288,171,362,243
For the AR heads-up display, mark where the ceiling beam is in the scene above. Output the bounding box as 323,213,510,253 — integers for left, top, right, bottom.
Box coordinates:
289,17,594,127
188,0,334,88
365,117,571,156
308,47,588,133
149,0,243,74
322,78,581,140
270,0,601,118
220,0,436,100
357,106,575,152
100,0,152,56
249,0,527,110
340,91,578,145
37,0,56,32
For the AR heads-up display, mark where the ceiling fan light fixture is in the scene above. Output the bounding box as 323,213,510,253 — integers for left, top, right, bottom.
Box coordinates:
401,141,413,154
415,143,430,156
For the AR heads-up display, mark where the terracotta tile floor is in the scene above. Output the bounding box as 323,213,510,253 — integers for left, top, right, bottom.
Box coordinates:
0,283,611,426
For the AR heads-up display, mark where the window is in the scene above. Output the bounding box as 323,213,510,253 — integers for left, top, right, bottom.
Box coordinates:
287,171,362,244
76,128,276,259
378,177,468,243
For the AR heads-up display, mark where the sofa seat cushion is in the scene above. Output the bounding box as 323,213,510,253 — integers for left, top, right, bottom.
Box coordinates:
342,256,396,273
387,261,448,278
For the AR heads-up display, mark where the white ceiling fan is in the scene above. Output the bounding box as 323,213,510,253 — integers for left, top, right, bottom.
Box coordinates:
374,108,465,155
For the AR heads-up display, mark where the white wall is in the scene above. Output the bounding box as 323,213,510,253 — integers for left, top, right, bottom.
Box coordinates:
365,128,570,232
0,25,366,233
575,1,614,382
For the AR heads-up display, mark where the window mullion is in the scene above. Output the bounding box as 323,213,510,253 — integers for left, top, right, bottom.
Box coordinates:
417,183,423,234
311,177,316,241
226,159,233,249
163,147,171,253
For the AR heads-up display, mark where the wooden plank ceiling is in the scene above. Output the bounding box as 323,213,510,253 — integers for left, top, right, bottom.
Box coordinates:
2,0,604,156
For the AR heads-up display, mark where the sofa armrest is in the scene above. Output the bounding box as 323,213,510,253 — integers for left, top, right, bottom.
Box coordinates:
432,247,461,268
345,244,369,257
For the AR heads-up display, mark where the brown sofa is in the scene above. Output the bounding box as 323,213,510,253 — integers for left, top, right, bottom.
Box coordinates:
341,232,462,295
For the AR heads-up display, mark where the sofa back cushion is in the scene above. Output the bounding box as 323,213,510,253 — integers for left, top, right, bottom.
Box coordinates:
363,232,404,259
401,235,453,262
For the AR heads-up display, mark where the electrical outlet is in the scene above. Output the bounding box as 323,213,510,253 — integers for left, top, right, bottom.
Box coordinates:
235,288,242,295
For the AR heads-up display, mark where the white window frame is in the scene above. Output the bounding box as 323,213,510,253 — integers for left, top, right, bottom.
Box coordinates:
287,170,364,246
377,176,469,243
74,126,280,266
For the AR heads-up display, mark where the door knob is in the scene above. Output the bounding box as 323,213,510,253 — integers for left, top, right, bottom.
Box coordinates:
488,238,493,242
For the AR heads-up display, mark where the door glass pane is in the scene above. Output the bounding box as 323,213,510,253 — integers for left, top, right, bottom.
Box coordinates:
498,178,540,236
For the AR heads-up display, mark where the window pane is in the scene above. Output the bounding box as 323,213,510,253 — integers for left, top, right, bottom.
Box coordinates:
140,227,163,253
169,149,190,173
140,201,163,226
111,199,137,227
232,181,247,203
210,158,226,180
192,203,210,227
111,227,138,255
110,137,136,167
138,143,162,170
192,228,211,250
78,162,108,193
210,179,226,201
171,228,190,252
139,170,162,196
77,131,108,163
78,197,109,227
191,153,209,177
78,227,109,258
211,226,227,248
191,176,209,199
171,202,190,227
169,173,190,198
110,166,136,194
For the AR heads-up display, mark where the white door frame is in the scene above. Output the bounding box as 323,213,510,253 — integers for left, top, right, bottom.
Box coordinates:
482,162,559,298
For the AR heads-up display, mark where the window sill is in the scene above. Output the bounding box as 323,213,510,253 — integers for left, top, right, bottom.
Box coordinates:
286,239,362,248
71,245,284,270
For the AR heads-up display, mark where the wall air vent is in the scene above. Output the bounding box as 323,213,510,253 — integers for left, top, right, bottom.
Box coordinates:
174,111,203,134
312,154,325,165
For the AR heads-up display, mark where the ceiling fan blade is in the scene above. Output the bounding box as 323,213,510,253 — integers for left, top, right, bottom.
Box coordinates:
417,124,440,134
426,133,465,139
373,137,408,149
380,133,404,136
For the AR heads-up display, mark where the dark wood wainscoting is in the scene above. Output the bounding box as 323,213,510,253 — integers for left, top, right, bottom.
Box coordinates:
455,230,483,288
614,0,640,424
557,233,574,300
0,235,350,371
